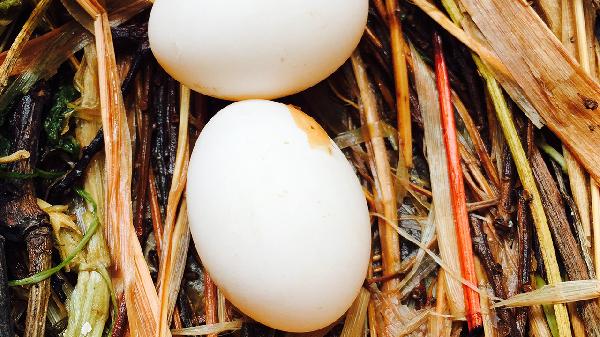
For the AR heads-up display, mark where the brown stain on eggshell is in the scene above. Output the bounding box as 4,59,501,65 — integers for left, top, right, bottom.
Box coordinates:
288,105,332,154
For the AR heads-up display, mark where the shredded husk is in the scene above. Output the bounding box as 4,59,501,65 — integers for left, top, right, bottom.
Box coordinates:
157,85,191,336
170,321,243,336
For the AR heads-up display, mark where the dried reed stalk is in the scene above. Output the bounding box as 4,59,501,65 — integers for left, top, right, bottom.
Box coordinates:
351,51,401,290
0,150,29,163
76,0,164,335
428,272,451,337
530,304,554,337
529,137,600,336
384,0,412,168
495,280,600,308
171,321,243,336
410,43,465,317
434,33,481,331
571,1,600,280
451,92,499,188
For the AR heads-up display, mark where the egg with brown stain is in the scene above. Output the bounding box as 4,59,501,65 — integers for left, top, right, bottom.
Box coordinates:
187,100,371,332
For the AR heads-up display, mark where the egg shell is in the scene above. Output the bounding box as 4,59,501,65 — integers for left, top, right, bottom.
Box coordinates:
148,0,368,100
186,100,371,332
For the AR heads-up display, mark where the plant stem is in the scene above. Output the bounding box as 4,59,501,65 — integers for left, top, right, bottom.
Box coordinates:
493,147,515,231
351,51,401,291
0,88,53,337
516,190,532,336
384,0,412,168
433,32,482,332
452,91,499,188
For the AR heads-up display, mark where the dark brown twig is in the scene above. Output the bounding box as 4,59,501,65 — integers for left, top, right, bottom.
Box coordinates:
550,160,595,278
470,215,520,337
515,190,532,336
46,129,104,202
110,293,128,337
493,146,515,232
0,88,52,337
133,69,152,239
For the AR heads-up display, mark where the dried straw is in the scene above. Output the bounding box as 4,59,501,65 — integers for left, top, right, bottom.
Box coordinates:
340,288,370,337
0,150,29,164
351,51,401,290
493,280,600,308
410,43,465,317
75,0,164,335
157,85,191,336
384,0,412,168
458,0,600,183
171,321,243,336
0,0,52,89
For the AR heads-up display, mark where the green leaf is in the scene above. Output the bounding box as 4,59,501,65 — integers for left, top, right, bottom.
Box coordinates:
56,136,80,156
44,85,79,144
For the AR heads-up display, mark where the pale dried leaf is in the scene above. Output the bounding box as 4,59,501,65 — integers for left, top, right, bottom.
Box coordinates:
493,280,600,308
410,42,465,317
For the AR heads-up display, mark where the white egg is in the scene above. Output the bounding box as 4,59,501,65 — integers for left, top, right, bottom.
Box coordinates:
186,100,371,332
148,0,368,100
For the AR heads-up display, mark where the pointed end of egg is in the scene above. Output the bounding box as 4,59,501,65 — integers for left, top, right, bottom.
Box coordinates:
287,105,332,154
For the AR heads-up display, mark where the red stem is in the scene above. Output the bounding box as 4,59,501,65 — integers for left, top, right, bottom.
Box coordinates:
433,32,483,331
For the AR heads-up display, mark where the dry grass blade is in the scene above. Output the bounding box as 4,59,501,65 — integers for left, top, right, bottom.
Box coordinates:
351,51,401,291
75,0,163,335
157,86,191,337
171,321,244,336
410,43,465,317
0,150,29,163
457,0,600,183
556,0,593,263
530,304,554,337
493,280,600,308
340,288,370,337
396,310,430,337
0,0,52,90
428,272,451,337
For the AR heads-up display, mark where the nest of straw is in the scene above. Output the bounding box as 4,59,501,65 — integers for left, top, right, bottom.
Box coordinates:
1,0,600,336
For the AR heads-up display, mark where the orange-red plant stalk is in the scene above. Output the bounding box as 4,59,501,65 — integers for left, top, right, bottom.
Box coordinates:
433,32,482,332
